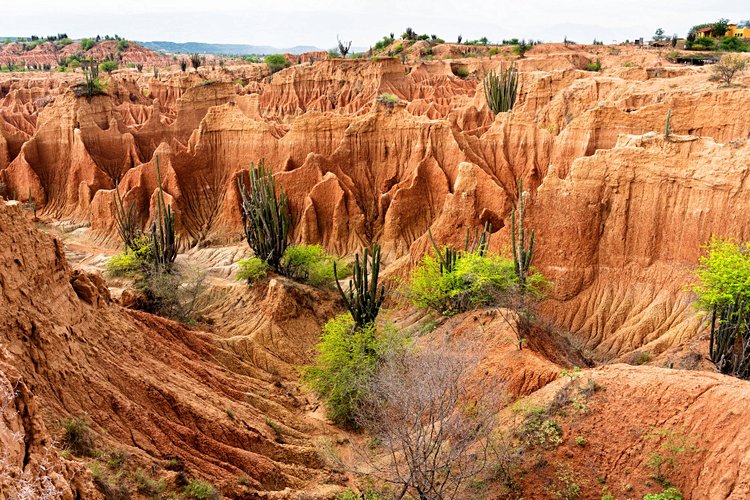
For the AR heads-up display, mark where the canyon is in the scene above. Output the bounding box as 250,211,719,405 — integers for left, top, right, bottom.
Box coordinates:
1,40,750,498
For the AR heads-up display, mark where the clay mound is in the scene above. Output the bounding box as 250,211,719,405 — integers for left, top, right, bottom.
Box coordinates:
514,364,750,499
0,200,336,496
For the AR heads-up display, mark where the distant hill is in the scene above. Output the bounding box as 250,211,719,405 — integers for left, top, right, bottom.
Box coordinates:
139,41,324,56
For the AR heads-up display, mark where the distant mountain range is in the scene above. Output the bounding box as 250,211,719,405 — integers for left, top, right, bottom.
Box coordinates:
138,41,325,55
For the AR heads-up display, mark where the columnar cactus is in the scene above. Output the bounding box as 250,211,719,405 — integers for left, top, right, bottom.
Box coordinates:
334,243,386,328
151,155,177,270
237,162,290,273
484,63,519,114
511,178,535,349
427,221,493,274
114,182,139,251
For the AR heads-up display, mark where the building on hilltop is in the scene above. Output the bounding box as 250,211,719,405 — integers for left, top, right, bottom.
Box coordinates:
697,24,750,39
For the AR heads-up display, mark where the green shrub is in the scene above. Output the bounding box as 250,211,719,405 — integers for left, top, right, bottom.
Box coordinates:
281,244,349,286
337,488,382,500
105,235,153,276
99,60,118,73
265,54,290,74
644,428,699,488
407,252,535,315
692,238,750,311
116,39,129,52
303,313,403,427
453,66,470,78
376,92,398,106
106,252,142,277
81,38,96,51
183,480,220,500
585,58,602,71
719,36,748,53
132,469,165,495
692,37,715,49
236,257,269,284
644,488,683,500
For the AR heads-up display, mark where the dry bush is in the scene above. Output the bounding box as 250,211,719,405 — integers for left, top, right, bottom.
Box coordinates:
355,338,500,499
138,266,208,323
713,54,747,86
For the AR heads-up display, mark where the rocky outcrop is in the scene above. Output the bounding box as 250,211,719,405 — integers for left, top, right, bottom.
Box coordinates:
534,133,750,359
0,200,336,495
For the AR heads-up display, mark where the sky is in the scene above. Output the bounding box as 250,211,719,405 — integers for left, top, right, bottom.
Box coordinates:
1,1,748,48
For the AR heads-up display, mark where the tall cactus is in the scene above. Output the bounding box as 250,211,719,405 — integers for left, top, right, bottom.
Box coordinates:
665,108,672,140
151,155,177,270
237,162,291,273
114,182,139,251
334,243,386,329
483,63,519,114
511,178,535,282
427,221,493,274
511,178,535,349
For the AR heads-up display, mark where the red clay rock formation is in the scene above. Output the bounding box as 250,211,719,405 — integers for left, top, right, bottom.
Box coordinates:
2,44,750,361
0,200,338,495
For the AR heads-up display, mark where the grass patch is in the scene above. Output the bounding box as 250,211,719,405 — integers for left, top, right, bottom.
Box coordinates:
281,244,349,286
61,417,96,456
236,257,269,284
183,480,220,500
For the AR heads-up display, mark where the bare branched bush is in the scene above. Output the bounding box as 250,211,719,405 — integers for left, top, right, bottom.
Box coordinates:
713,54,747,86
138,265,208,323
356,339,499,499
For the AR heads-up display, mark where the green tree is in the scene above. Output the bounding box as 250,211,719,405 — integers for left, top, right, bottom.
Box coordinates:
712,18,730,37
81,38,96,51
265,54,290,74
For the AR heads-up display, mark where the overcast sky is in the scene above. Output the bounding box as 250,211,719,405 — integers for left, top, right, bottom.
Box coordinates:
2,1,747,48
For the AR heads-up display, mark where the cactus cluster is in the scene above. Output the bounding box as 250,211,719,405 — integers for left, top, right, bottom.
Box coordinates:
334,243,386,328
151,155,177,270
427,221,493,274
483,63,518,114
237,162,291,273
114,182,139,251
